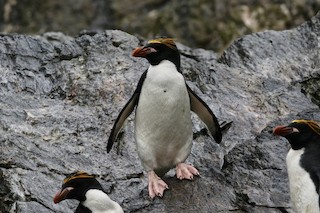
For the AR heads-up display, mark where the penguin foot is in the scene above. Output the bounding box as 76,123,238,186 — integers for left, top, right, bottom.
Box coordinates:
147,171,169,199
176,163,200,180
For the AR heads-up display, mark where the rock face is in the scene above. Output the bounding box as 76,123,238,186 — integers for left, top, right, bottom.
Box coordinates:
0,12,319,213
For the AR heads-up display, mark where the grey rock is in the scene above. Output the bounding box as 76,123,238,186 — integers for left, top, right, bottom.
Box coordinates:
0,12,320,213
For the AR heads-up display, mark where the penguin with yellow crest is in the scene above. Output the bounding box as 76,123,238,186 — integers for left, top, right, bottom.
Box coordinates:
54,171,123,213
107,38,223,198
273,119,320,212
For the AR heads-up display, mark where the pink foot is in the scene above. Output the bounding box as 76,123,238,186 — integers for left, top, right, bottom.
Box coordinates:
176,163,200,180
147,171,169,198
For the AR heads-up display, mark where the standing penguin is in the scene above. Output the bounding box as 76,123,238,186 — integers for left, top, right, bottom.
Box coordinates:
273,120,320,212
107,38,222,198
53,171,123,213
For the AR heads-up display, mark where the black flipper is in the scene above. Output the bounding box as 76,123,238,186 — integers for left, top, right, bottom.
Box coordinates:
107,71,147,152
187,84,222,143
75,204,90,213
318,176,320,208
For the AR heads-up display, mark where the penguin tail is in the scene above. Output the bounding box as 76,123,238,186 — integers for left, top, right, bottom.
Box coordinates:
220,121,233,136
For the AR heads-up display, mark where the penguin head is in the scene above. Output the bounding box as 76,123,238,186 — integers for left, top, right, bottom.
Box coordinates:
53,171,103,204
273,120,320,150
132,38,181,70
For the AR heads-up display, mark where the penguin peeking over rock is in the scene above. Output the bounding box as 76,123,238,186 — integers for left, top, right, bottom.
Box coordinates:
53,171,123,213
107,38,226,198
273,119,320,212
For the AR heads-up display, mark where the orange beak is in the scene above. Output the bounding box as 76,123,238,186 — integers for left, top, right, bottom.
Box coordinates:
131,46,157,57
273,126,299,136
53,187,74,204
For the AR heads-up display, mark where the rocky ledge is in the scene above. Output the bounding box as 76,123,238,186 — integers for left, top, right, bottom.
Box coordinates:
0,12,319,213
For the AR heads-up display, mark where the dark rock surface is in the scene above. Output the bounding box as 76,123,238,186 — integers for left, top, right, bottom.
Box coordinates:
0,12,320,213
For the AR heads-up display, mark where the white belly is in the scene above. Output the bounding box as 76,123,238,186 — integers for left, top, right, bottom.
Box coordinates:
286,149,320,213
82,189,123,213
135,60,193,173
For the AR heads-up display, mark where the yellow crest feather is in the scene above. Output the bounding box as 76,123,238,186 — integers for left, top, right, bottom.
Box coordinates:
63,171,95,184
148,38,177,50
292,119,320,136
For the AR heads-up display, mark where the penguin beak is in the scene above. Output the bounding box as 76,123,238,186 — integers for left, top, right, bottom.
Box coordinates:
132,46,157,57
53,187,74,204
273,125,299,136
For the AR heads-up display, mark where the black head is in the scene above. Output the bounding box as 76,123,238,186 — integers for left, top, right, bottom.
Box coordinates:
273,120,320,150
53,171,103,204
132,38,181,71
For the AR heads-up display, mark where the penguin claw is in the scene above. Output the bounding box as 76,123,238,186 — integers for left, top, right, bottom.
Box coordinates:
147,171,168,198
176,163,199,180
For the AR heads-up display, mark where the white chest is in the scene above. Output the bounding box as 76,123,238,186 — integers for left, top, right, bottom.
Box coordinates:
82,189,123,213
141,60,187,98
136,60,191,131
286,149,319,213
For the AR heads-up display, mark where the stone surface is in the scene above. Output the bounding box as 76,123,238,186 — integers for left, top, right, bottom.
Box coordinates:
0,12,320,213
